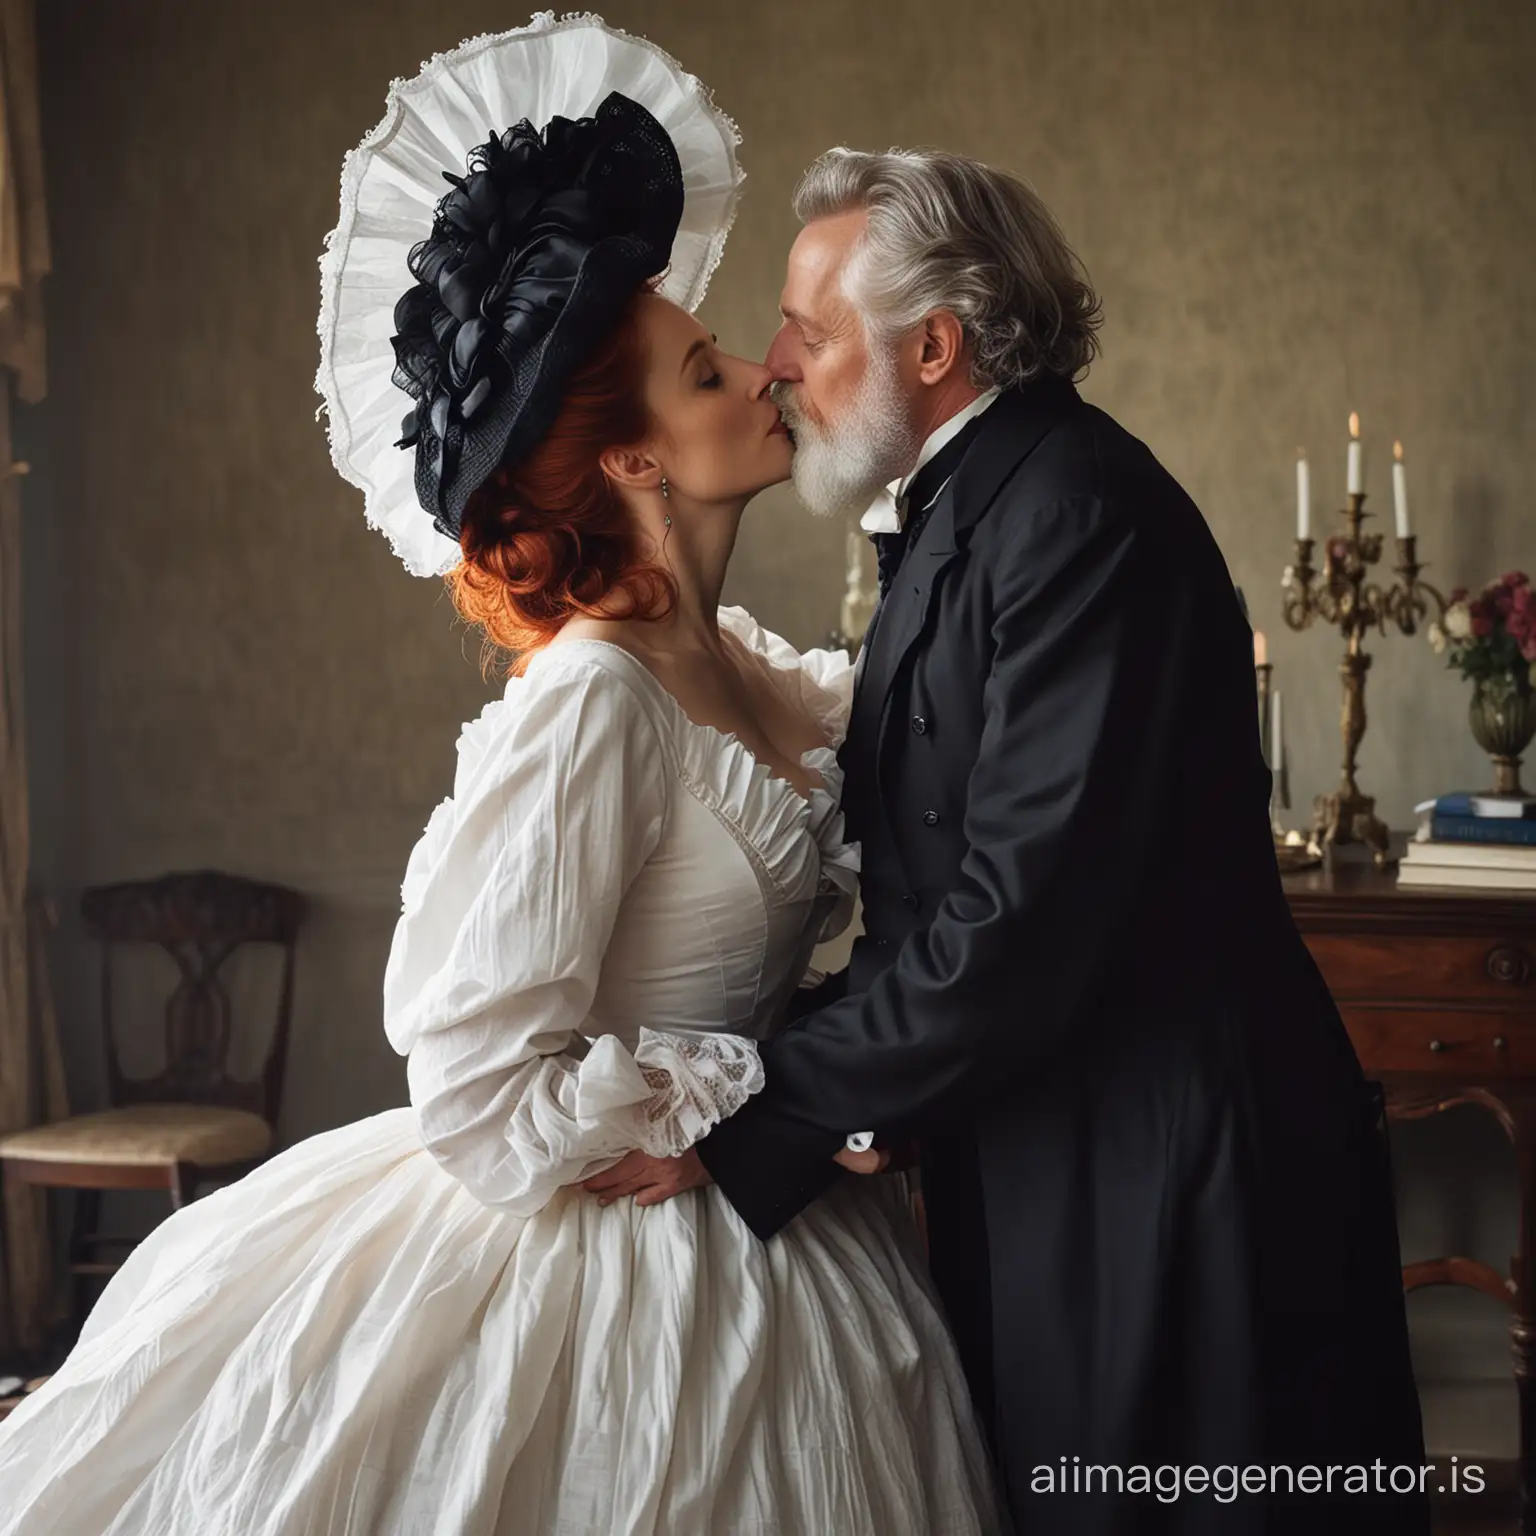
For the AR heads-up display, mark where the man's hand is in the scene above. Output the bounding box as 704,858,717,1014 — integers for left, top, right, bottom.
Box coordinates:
833,1144,891,1175
582,1147,713,1208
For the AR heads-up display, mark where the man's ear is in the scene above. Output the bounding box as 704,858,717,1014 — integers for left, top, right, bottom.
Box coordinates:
916,309,967,387
599,444,663,493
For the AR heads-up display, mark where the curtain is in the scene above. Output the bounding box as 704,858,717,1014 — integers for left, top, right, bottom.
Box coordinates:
0,0,45,401
0,0,64,1357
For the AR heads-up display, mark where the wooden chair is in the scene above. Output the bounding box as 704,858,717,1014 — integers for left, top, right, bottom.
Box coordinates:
0,870,306,1321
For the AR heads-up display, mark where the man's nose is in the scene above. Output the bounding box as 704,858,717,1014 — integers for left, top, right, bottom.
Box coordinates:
763,324,801,383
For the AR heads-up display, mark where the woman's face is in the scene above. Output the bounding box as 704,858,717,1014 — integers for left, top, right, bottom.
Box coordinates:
634,293,792,505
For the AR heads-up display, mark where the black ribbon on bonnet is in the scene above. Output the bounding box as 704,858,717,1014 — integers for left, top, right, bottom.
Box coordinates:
389,93,683,537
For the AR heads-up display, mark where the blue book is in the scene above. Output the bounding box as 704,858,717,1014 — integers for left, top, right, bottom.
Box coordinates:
1432,814,1536,847
1434,793,1478,817
1433,793,1536,821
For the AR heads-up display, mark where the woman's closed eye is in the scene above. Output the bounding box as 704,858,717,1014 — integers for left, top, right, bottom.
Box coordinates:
698,369,723,390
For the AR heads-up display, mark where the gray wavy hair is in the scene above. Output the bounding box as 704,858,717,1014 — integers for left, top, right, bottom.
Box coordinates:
793,147,1103,388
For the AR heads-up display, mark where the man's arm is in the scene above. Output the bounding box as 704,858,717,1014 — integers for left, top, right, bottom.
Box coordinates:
698,492,1199,1238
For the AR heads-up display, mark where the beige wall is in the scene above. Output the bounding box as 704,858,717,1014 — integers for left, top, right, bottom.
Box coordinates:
26,0,1535,1454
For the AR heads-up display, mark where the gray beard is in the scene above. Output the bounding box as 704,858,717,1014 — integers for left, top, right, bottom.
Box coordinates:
771,350,921,520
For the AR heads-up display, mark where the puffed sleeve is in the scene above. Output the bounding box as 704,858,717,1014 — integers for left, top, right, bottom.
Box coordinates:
382,655,763,1216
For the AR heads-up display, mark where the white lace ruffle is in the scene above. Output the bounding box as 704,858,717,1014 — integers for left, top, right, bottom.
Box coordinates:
716,606,853,749
634,1030,765,1157
315,13,746,578
715,607,861,935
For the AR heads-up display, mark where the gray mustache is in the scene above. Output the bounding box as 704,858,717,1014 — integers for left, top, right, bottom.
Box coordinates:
768,381,809,433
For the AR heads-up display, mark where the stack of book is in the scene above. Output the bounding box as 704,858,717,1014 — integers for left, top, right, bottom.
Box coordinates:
1400,793,1536,890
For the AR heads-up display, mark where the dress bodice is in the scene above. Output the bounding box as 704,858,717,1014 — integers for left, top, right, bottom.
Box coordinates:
575,623,858,1046
378,608,858,1216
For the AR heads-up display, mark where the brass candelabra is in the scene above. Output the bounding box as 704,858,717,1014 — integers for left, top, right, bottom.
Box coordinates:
1253,655,1322,871
1280,492,1447,866
1254,662,1286,833
825,524,880,654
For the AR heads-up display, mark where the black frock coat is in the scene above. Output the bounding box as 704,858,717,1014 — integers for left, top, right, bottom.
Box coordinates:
697,377,1429,1533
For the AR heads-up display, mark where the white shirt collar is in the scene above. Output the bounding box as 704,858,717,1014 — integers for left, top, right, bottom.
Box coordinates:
860,388,1002,535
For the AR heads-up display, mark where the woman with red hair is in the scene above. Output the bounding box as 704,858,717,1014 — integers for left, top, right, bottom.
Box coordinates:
0,33,1001,1536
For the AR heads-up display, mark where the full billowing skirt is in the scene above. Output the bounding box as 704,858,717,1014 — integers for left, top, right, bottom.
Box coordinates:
0,1109,1002,1534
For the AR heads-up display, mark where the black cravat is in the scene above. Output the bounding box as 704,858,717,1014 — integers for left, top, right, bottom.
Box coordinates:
872,527,905,599
870,409,990,598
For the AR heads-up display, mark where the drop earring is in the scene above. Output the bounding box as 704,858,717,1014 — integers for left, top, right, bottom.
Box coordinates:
660,476,671,528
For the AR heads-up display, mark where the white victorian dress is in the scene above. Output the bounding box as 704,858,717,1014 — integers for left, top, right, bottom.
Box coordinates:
0,607,1002,1535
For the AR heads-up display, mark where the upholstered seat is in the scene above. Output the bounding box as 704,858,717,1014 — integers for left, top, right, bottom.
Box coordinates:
0,1104,272,1168
0,870,306,1324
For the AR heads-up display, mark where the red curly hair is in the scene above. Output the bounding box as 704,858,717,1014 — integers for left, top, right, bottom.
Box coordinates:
448,295,676,675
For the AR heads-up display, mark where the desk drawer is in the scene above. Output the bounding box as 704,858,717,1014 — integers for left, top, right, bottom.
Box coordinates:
1306,933,1534,1004
1341,1006,1536,1075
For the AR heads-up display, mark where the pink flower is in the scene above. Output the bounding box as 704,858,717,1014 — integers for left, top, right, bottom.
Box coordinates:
1450,586,1469,603
1502,571,1530,588
1494,585,1516,618
1511,607,1532,644
1471,602,1494,638
1514,585,1533,613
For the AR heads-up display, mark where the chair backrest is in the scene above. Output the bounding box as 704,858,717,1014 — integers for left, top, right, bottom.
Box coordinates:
80,870,307,1124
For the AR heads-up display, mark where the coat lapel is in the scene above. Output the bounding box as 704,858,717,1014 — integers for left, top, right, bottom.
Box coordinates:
846,377,1085,764
848,485,961,756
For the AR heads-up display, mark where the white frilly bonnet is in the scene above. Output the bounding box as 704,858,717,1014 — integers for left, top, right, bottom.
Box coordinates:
315,13,744,577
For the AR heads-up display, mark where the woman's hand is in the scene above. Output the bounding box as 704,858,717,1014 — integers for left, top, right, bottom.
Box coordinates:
581,1142,895,1209
582,1147,712,1208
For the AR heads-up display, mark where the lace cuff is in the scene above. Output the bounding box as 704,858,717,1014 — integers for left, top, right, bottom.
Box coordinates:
632,1029,765,1157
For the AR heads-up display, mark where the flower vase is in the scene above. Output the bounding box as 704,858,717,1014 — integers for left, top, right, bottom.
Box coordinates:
1469,679,1536,797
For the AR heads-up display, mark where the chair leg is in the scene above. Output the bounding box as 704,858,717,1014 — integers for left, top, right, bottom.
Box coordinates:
69,1188,101,1332
0,1164,15,1350
169,1164,199,1212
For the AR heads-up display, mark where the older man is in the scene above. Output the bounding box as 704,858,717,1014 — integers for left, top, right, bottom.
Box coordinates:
594,148,1428,1533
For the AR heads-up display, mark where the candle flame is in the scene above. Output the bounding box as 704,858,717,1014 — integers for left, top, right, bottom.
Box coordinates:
1348,411,1361,439
1296,446,1306,459
1393,439,1404,462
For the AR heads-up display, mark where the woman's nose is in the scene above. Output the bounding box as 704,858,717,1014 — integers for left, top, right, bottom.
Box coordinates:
744,357,777,401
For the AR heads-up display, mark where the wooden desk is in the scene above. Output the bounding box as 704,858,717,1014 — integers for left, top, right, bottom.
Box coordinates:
1283,844,1536,1526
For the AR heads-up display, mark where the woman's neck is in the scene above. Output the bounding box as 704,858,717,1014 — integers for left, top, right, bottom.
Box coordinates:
622,497,745,655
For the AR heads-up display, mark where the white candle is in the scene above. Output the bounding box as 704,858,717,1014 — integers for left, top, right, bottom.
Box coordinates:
1392,440,1410,539
1253,630,1267,668
1271,689,1284,776
1296,450,1311,540
1347,412,1363,496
